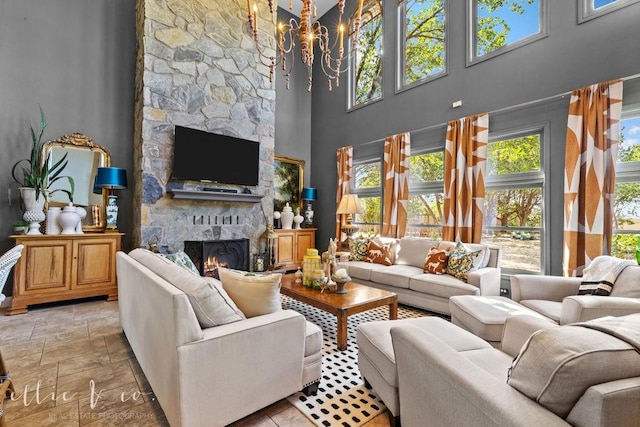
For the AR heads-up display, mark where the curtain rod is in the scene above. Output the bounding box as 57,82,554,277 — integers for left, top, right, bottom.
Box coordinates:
357,73,640,148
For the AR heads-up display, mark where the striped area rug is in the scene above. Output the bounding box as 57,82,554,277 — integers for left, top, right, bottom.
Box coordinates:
281,295,430,427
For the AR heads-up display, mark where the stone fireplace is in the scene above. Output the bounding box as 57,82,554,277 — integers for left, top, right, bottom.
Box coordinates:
132,0,276,254
184,239,250,278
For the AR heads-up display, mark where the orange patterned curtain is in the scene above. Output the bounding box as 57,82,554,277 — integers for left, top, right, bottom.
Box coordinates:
382,132,411,238
563,80,623,277
442,113,488,244
336,146,353,242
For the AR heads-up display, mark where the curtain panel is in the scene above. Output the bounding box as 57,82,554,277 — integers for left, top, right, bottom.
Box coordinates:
382,132,411,238
442,113,489,244
563,79,624,277
336,146,353,242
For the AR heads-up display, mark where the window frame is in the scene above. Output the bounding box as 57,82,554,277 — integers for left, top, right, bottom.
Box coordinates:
612,106,640,244
347,0,385,112
467,0,548,67
578,0,640,24
483,124,549,275
406,148,446,237
396,0,449,93
352,157,384,232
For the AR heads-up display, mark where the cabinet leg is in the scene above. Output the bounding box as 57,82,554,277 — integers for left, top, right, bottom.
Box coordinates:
107,293,118,302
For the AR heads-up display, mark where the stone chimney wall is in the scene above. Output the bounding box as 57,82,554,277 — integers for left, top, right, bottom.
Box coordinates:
133,0,275,255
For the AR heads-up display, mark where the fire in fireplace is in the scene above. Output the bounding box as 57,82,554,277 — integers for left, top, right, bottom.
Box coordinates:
184,239,250,279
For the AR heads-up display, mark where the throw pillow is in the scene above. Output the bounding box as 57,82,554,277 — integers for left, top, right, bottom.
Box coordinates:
578,281,613,296
164,250,200,275
365,240,393,266
423,247,449,274
507,317,640,418
218,269,283,318
128,248,245,328
445,241,482,282
349,236,370,261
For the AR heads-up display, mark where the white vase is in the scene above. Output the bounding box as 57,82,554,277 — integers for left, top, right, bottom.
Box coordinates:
20,187,46,235
75,206,87,234
106,195,119,229
293,207,304,229
58,203,81,234
46,207,62,235
281,202,294,229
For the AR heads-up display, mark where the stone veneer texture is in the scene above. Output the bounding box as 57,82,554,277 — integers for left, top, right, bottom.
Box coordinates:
134,0,276,254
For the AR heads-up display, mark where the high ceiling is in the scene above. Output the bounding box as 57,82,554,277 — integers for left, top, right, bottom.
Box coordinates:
286,0,336,19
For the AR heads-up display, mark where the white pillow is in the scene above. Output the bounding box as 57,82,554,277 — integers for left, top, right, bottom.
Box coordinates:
218,269,283,318
128,248,245,328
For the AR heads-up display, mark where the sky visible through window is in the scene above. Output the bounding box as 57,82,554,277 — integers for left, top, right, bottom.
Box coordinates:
477,0,539,45
622,116,640,152
594,0,618,8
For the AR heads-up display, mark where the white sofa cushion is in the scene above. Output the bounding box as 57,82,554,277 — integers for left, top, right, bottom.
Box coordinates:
347,260,386,281
409,274,480,298
128,248,245,328
395,237,438,268
507,317,640,418
219,269,283,318
611,265,640,298
370,265,424,289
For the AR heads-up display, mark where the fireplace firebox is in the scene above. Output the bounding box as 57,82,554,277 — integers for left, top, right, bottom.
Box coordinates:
184,239,250,278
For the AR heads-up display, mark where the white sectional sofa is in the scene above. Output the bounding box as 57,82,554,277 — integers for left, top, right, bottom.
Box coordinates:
346,237,501,315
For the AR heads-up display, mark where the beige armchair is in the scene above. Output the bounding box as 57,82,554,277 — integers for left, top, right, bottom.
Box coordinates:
510,264,640,324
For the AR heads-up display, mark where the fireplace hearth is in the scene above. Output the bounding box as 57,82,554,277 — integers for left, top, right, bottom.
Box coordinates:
184,239,250,278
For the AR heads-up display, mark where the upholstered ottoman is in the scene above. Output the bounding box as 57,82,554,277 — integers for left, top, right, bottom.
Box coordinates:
449,295,554,347
357,317,494,424
303,321,323,394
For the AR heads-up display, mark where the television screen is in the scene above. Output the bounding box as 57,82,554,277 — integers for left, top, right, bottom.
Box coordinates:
171,126,260,186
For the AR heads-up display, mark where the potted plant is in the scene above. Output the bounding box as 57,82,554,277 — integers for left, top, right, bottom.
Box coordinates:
11,106,74,202
11,220,29,235
10,106,74,234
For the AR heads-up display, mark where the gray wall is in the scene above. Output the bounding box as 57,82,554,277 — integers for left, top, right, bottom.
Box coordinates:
0,0,136,294
275,8,312,186
308,0,640,276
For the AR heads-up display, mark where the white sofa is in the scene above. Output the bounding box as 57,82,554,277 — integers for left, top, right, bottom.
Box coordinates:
116,250,322,427
346,237,501,314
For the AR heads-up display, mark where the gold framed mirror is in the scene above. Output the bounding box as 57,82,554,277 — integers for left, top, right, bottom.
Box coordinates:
42,132,111,232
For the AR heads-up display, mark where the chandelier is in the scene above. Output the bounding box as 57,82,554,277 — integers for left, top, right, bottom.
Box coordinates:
247,0,364,91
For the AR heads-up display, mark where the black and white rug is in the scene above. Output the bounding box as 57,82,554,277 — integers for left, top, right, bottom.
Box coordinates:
281,295,430,427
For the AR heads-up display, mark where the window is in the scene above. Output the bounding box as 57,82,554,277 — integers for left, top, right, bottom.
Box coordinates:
612,111,640,260
353,160,382,234
398,0,446,90
482,131,545,273
470,0,546,63
349,0,383,109
579,0,640,23
407,151,445,238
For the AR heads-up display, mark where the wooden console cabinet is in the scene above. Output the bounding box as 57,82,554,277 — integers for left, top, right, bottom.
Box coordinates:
274,228,316,271
8,233,123,315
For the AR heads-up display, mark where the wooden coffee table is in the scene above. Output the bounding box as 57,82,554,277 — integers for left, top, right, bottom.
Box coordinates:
281,275,398,351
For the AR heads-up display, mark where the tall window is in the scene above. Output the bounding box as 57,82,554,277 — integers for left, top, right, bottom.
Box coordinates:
612,111,640,260
349,0,383,109
579,0,640,22
470,0,545,63
398,0,446,89
353,160,382,234
407,151,445,238
482,131,544,273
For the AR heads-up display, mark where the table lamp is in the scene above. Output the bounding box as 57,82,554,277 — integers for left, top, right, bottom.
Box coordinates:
94,167,128,231
336,193,363,242
301,187,317,228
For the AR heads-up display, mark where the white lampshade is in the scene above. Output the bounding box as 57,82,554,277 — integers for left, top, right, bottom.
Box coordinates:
337,194,364,215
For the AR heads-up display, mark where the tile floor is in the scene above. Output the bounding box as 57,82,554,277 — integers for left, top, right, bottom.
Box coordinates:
0,298,390,426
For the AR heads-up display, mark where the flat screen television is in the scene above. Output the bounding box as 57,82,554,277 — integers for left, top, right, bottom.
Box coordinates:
171,126,260,186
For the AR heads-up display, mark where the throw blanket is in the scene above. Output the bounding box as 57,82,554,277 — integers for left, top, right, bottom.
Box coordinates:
575,314,640,350
582,256,635,284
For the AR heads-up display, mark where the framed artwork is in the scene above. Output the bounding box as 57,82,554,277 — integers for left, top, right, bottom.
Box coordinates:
274,156,304,212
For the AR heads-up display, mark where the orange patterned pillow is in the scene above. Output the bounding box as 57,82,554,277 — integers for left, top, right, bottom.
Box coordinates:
365,240,393,266
424,247,449,274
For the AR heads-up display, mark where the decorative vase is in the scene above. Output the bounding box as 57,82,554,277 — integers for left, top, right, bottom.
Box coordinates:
281,202,294,229
273,211,282,229
20,187,46,235
46,207,62,235
75,206,87,234
293,207,304,229
106,195,119,229
58,203,81,234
